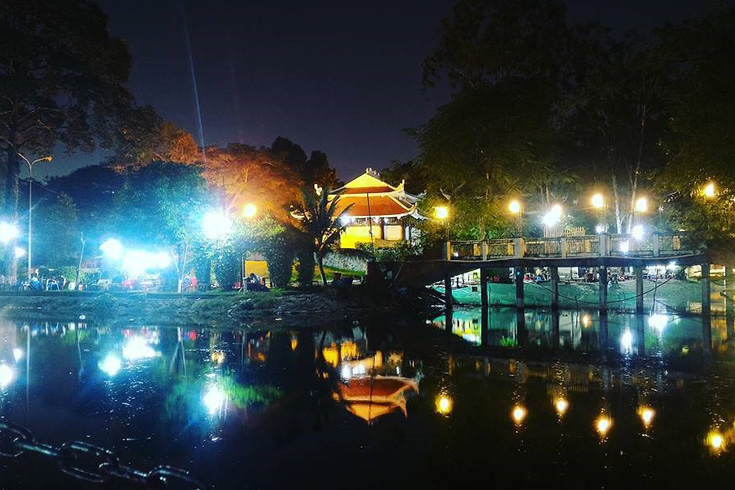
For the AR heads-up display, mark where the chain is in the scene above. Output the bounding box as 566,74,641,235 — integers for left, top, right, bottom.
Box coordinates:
0,420,206,489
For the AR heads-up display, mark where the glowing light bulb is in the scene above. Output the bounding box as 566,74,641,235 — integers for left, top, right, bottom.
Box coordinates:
581,314,591,328
635,197,648,213
12,348,23,362
707,431,725,453
0,364,15,388
243,203,257,218
434,206,449,220
98,355,122,377
703,182,716,198
591,193,604,209
509,200,521,214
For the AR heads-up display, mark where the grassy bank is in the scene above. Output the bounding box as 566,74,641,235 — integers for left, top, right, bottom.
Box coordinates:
0,288,397,327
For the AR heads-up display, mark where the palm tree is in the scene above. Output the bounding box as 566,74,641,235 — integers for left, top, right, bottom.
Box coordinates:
295,186,351,285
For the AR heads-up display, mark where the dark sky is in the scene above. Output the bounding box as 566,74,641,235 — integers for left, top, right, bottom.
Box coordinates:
38,0,705,181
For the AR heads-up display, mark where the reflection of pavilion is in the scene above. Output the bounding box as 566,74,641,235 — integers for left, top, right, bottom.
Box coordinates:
337,377,419,424
319,326,421,423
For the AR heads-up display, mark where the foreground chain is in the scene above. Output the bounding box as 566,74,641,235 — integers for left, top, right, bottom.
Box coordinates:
0,420,206,489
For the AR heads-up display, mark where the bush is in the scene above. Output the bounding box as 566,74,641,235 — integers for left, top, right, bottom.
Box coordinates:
296,250,315,287
358,241,423,262
213,248,240,290
264,240,294,288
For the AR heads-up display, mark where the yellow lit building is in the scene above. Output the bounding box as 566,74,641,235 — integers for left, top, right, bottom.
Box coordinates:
330,168,424,249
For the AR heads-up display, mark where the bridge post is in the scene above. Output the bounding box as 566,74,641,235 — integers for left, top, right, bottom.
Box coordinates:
653,233,660,257
551,309,560,348
636,314,646,356
480,268,489,308
635,266,644,314
515,267,525,309
514,238,524,258
599,313,609,350
702,262,712,355
443,241,451,260
481,306,489,347
560,237,568,258
550,266,560,311
599,266,608,315
599,233,609,256
481,241,488,261
444,272,453,311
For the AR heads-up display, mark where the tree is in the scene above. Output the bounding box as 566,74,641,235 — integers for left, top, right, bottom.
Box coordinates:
27,191,80,267
270,137,338,188
0,0,135,280
202,144,302,221
111,162,211,248
293,187,351,285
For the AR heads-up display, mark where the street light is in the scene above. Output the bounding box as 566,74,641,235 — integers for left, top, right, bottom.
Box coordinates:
591,193,605,209
0,222,19,244
243,203,257,219
635,197,648,213
434,206,449,220
202,210,232,240
18,153,53,281
703,182,716,199
509,200,523,237
542,204,563,236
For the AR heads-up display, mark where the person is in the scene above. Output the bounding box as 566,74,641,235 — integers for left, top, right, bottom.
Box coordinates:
190,274,198,291
0,274,5,291
182,274,192,292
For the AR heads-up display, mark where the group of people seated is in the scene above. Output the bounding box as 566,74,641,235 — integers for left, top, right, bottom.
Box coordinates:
245,272,269,292
0,273,68,291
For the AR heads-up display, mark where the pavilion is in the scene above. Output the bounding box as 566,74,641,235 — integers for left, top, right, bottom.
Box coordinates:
330,168,424,249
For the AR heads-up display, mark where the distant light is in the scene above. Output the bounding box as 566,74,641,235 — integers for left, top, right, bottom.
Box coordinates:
202,210,232,240
596,414,612,437
595,224,606,234
121,250,171,276
436,394,453,415
98,355,122,377
667,261,678,270
591,193,605,209
0,364,15,388
638,406,655,428
509,200,522,214
13,348,23,362
632,224,645,241
434,206,449,220
100,238,124,260
581,314,591,328
635,197,648,213
703,182,716,198
621,329,633,353
512,404,527,425
340,215,352,226
619,241,630,253
14,247,25,258
243,203,257,218
542,205,563,227
648,314,669,330
203,385,226,415
554,398,569,417
341,365,351,380
0,222,19,244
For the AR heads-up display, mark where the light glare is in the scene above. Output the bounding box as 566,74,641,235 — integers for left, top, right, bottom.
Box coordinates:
0,364,15,388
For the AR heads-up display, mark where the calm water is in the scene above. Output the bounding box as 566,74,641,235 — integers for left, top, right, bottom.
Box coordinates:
1,308,735,489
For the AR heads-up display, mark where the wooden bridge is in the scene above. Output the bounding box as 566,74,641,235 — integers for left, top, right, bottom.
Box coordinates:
368,232,713,320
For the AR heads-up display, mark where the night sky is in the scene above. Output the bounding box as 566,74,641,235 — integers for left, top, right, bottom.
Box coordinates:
39,0,704,182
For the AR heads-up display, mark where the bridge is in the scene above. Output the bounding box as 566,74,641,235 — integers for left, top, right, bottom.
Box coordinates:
368,232,713,320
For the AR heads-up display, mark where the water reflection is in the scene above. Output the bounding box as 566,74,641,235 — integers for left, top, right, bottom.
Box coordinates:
1,315,735,488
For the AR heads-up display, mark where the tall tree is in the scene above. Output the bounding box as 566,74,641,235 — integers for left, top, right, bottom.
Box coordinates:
0,0,134,280
293,187,351,285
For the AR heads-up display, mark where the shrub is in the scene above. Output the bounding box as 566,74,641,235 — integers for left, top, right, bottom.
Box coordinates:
213,248,240,290
296,249,315,287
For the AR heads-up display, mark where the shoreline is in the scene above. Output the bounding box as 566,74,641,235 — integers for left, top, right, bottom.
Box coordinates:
0,289,408,327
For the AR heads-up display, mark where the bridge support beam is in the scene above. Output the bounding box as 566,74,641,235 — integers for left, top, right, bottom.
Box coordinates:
480,268,489,308
702,262,712,355
635,266,644,314
599,266,608,315
444,272,453,311
550,266,560,311
515,267,525,309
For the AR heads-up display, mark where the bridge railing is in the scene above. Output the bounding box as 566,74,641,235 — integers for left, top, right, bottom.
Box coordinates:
448,233,695,260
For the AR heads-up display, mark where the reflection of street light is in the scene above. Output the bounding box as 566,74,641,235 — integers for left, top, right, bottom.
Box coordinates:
436,394,453,415
203,385,226,415
707,430,725,453
595,414,612,438
18,153,53,281
554,397,569,417
98,355,122,376
512,404,527,425
243,203,257,218
638,406,655,429
0,222,19,244
0,364,15,388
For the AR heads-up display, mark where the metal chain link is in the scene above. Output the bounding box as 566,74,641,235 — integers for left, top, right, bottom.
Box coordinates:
0,420,206,489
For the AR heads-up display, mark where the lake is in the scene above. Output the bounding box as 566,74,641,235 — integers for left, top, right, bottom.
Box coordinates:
1,307,734,489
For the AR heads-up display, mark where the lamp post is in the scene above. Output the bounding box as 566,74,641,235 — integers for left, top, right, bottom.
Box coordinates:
509,200,523,238
434,206,449,259
17,153,53,281
591,193,606,233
